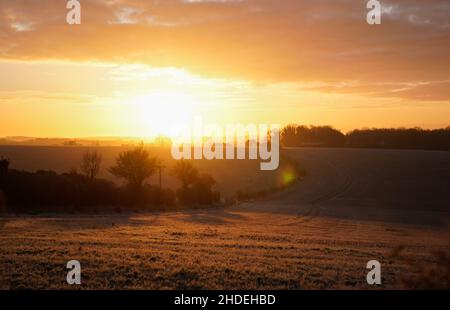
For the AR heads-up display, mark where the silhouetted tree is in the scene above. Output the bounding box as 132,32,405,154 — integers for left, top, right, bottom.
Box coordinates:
281,124,299,147
170,160,198,190
2,168,117,212
171,160,199,205
281,124,450,150
0,157,8,213
109,145,158,190
194,173,217,205
346,127,450,150
80,150,102,180
170,162,219,206
281,125,345,147
0,157,9,178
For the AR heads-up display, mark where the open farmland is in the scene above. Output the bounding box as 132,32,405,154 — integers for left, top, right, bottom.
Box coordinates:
0,148,449,289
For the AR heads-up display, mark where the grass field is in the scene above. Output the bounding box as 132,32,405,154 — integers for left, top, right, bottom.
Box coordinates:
0,211,448,289
0,147,449,289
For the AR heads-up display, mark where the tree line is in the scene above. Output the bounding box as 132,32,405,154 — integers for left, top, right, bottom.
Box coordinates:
0,145,220,213
281,125,450,150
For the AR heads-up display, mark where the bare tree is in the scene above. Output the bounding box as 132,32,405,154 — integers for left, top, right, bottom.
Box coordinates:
80,150,102,180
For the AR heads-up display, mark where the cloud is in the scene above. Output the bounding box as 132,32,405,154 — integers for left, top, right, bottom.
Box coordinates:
0,0,449,100
0,90,99,105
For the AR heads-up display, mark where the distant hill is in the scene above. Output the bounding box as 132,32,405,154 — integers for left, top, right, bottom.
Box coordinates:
0,136,155,147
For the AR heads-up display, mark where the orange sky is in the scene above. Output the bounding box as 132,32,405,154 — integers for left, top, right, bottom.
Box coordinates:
0,0,449,137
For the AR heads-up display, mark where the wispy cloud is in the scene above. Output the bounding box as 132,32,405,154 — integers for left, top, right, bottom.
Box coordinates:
0,0,448,101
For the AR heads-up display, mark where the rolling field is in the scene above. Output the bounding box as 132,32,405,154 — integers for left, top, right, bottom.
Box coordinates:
0,148,449,289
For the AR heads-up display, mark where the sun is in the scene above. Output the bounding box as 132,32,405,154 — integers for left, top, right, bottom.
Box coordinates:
129,90,198,138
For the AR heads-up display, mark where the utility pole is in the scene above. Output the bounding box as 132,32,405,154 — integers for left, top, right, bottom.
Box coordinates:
156,160,166,205
156,160,166,189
